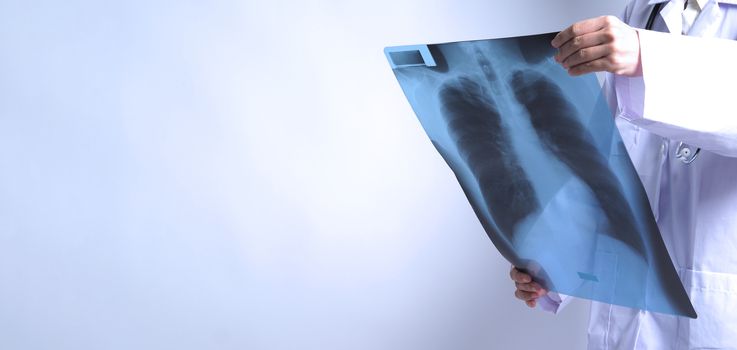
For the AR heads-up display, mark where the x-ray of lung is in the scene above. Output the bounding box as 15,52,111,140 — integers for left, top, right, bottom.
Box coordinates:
385,33,696,318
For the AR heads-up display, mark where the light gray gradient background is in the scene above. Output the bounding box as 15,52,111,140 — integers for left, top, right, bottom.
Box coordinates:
0,1,625,349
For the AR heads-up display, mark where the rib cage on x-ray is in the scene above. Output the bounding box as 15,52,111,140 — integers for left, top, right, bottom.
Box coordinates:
509,70,646,258
385,33,697,318
508,70,690,314
439,77,539,244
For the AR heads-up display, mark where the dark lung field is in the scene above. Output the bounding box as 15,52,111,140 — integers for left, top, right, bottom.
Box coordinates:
385,33,696,318
439,76,538,244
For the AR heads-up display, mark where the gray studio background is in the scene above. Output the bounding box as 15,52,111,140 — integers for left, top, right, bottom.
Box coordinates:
0,0,626,349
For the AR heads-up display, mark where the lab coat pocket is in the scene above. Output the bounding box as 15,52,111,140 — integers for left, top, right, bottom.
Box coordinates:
678,269,737,350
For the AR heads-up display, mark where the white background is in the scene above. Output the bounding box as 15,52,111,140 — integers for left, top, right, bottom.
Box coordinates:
0,0,625,349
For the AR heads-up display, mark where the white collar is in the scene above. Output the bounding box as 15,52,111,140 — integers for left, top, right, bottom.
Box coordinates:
648,0,737,6
649,0,725,35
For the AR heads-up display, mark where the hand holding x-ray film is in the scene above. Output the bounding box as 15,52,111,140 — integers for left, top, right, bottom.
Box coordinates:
385,33,697,318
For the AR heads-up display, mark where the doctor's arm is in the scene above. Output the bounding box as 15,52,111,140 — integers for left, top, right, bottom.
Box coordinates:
552,16,737,157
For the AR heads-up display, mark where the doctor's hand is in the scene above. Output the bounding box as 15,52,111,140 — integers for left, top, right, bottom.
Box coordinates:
551,16,642,77
510,266,548,308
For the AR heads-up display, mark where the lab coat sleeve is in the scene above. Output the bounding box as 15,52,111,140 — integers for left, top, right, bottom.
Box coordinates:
537,292,573,314
613,29,737,157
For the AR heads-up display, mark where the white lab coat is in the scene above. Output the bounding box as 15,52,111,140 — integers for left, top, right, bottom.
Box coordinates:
539,0,737,348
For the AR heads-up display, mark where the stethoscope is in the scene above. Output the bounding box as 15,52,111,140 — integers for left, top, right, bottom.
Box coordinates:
645,2,664,30
645,1,702,164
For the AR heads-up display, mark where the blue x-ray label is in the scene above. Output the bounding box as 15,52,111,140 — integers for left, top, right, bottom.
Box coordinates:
385,33,696,318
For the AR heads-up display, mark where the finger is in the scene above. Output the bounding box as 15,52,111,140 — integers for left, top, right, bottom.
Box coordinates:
568,58,612,76
515,282,541,293
526,300,537,308
552,16,612,48
561,44,612,69
555,31,611,63
514,289,539,301
517,283,548,298
510,267,532,283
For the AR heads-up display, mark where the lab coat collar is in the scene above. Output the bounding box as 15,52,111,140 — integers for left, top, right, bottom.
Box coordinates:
647,0,726,35
688,0,723,36
646,0,707,7
647,0,737,6
660,0,685,34
694,0,709,9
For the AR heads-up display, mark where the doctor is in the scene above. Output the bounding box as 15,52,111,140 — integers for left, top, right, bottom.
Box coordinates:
510,0,737,348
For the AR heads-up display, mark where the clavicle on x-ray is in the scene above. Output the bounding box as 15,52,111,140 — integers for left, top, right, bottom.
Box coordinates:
385,33,696,318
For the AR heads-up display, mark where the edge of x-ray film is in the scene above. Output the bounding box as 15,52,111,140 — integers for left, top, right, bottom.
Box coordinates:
385,33,697,318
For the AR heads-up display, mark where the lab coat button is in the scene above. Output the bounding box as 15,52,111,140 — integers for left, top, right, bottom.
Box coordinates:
675,142,701,164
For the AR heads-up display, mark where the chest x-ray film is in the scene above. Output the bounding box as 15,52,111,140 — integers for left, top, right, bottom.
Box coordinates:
385,33,696,318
